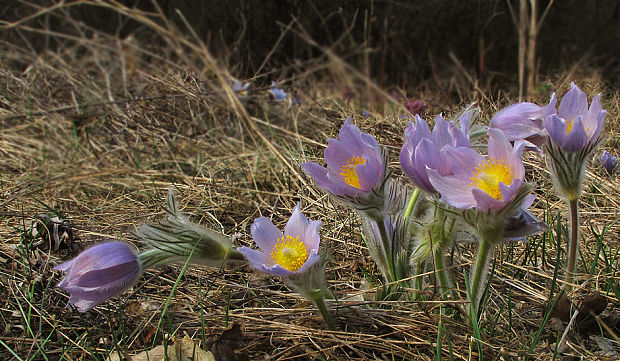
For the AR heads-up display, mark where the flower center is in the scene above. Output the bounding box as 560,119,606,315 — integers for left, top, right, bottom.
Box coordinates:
270,235,308,272
469,159,513,200
566,119,574,134
565,118,589,134
339,156,366,189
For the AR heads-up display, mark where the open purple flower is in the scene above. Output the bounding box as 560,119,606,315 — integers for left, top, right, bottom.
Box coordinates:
302,117,386,199
231,79,250,100
238,204,321,277
55,242,142,312
427,129,527,212
490,95,557,146
270,81,287,101
600,151,618,174
400,114,470,193
544,83,606,152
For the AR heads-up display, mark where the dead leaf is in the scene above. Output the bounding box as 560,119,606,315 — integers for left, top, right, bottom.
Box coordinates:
107,335,215,361
576,291,608,333
579,291,607,318
550,293,571,322
208,322,248,361
590,335,619,357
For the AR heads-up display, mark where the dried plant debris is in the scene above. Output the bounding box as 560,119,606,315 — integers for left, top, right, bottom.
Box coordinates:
107,336,215,361
207,322,249,361
24,214,75,251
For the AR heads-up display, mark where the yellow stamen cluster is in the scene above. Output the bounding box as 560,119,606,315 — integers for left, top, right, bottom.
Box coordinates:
469,159,513,200
270,235,308,272
565,118,589,134
566,119,575,134
339,156,366,189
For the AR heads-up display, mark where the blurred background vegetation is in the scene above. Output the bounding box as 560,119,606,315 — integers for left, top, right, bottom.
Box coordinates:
4,0,620,93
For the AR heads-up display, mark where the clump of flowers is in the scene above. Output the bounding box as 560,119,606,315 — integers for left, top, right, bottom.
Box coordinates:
427,129,544,311
492,82,607,284
54,78,612,340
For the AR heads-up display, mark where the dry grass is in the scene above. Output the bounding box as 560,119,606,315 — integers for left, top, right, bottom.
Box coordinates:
1,2,620,360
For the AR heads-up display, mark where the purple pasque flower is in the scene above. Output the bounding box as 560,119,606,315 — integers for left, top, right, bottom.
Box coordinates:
231,79,250,100
238,203,321,277
600,151,618,173
400,113,470,193
544,82,606,152
55,242,142,312
490,95,557,146
427,129,527,212
302,117,385,199
270,81,287,101
405,99,428,116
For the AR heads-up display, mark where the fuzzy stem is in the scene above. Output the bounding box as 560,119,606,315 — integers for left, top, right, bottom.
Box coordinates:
433,248,457,301
565,197,580,286
404,187,421,224
414,262,426,301
374,218,397,282
470,239,495,314
311,292,335,330
430,208,458,301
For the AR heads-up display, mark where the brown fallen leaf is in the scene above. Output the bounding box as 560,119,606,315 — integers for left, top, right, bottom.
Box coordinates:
579,291,608,319
576,291,608,333
550,293,571,322
107,335,215,361
208,322,249,361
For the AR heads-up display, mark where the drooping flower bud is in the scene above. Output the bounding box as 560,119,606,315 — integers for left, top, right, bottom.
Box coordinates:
136,190,245,268
55,242,142,312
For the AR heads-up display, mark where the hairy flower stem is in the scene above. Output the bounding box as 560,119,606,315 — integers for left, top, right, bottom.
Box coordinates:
470,239,495,315
404,187,421,225
310,292,335,330
433,248,457,301
414,262,425,301
374,218,397,283
565,198,580,286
